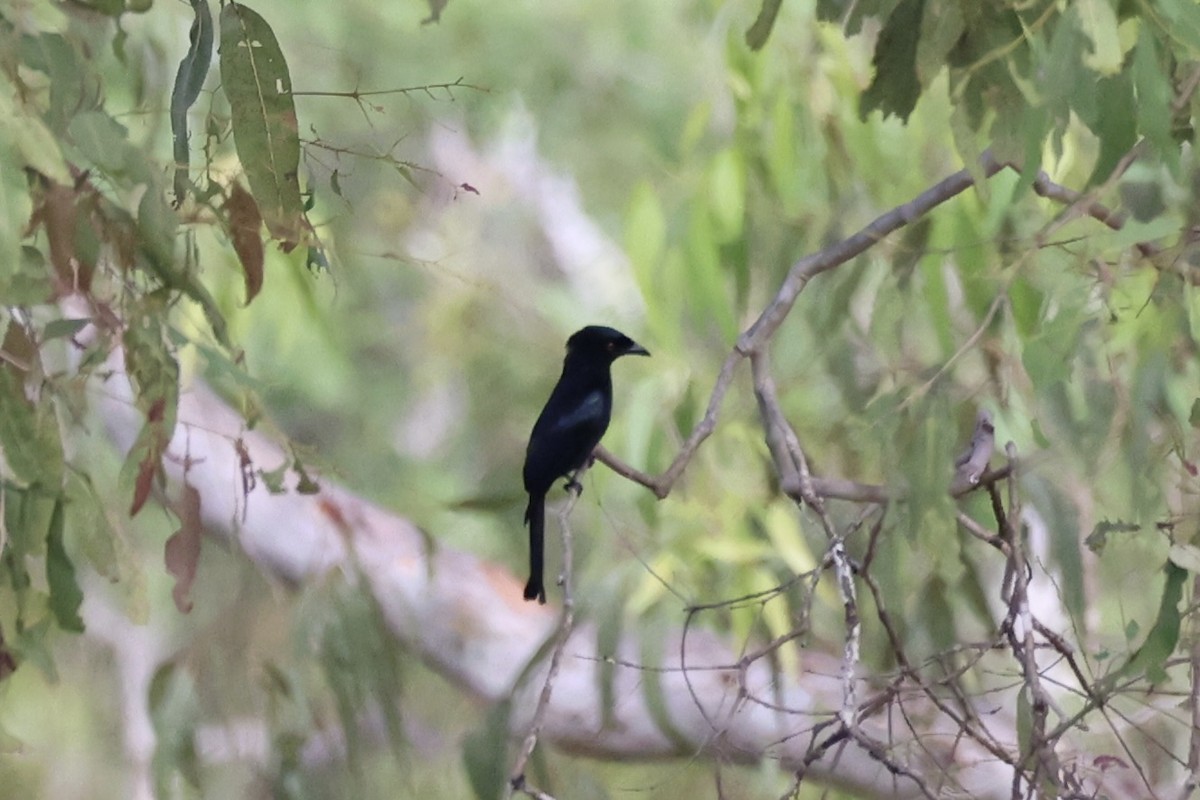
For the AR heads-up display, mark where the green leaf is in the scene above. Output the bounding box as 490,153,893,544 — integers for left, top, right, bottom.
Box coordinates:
171,0,215,204
1156,0,1200,53
594,587,624,729
1123,561,1185,684
0,89,71,184
123,302,181,420
0,368,64,488
1087,71,1137,185
760,503,816,575
640,618,692,750
1016,685,1032,760
916,0,964,84
684,213,738,341
45,498,84,633
463,700,510,800
22,33,99,134
149,661,202,792
1043,10,1087,127
626,181,666,283
12,617,58,683
1077,0,1122,75
707,148,745,243
745,0,783,51
1132,26,1176,170
860,0,926,122
68,111,147,183
1022,312,1081,388
219,2,306,246
42,318,90,341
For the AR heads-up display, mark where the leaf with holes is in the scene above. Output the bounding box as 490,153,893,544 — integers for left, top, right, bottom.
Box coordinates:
219,2,305,248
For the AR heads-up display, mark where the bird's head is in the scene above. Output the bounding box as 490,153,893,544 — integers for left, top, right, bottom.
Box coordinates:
566,325,650,361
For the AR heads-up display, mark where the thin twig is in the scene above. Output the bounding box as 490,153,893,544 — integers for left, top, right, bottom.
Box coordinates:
508,473,583,798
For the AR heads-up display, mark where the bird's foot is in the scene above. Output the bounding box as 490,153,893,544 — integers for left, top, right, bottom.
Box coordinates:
563,477,583,496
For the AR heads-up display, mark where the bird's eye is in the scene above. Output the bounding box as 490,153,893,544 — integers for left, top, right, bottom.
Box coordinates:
606,341,615,351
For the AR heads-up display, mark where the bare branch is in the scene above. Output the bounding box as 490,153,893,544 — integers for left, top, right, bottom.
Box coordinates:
509,479,582,795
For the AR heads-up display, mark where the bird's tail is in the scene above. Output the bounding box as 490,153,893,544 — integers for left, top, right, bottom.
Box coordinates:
523,494,547,603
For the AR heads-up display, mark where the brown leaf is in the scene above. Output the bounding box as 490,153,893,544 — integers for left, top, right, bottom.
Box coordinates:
1,320,35,382
129,397,167,517
225,181,264,304
165,483,203,614
130,453,156,517
25,172,99,295
38,180,79,292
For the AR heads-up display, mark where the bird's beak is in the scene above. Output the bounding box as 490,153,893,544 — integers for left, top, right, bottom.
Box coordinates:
625,341,650,357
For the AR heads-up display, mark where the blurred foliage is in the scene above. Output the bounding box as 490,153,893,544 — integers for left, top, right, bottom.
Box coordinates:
0,0,1199,797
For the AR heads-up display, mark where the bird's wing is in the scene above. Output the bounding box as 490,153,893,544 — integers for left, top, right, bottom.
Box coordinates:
547,389,606,434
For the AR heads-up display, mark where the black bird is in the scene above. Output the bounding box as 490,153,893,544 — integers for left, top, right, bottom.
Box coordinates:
522,325,649,603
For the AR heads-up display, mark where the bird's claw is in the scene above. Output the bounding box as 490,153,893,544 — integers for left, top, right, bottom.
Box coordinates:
564,477,583,496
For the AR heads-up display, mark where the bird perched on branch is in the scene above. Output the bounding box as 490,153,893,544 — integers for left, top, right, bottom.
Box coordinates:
522,326,650,603
952,409,995,494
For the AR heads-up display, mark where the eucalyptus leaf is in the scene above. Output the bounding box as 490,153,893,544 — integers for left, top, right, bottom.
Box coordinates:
219,2,306,247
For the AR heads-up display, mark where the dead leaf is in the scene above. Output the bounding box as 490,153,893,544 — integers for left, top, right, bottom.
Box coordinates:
165,483,203,613
225,181,264,304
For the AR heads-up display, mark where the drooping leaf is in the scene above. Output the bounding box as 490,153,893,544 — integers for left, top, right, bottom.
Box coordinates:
1132,26,1176,170
171,0,215,205
1,320,36,382
12,617,58,683
625,181,666,293
45,498,84,633
916,0,964,84
123,397,167,516
1156,0,1200,53
0,368,64,488
0,88,71,185
219,2,306,248
745,0,783,51
164,484,203,613
463,700,511,800
707,148,745,243
69,471,149,623
1016,685,1032,761
860,0,927,122
639,617,692,750
1121,561,1185,684
121,305,179,515
315,586,407,771
225,181,265,303
148,661,202,793
1077,0,1123,75
1087,71,1138,185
